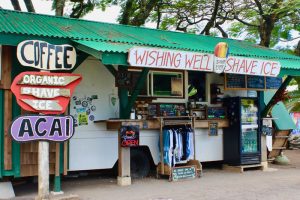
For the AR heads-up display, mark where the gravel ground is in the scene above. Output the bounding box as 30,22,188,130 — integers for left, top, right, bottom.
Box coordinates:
12,149,300,200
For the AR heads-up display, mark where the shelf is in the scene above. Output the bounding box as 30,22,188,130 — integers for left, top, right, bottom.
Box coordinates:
194,119,229,128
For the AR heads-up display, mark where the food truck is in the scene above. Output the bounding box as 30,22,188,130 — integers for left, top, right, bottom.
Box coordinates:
0,9,299,188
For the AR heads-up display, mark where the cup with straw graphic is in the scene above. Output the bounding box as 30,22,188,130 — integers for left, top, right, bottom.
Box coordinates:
213,42,229,73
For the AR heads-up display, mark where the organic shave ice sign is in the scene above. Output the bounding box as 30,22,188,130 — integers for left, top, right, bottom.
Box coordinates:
10,115,74,142
17,40,76,70
128,46,281,77
11,72,82,114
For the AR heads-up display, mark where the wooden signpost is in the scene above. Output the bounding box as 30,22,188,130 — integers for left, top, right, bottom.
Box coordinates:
11,40,81,200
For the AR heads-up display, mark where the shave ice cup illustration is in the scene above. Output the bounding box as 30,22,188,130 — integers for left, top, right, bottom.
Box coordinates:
214,42,229,73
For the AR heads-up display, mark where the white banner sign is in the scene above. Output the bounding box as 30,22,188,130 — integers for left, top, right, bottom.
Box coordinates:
17,40,76,71
128,47,281,77
128,47,214,72
21,99,62,111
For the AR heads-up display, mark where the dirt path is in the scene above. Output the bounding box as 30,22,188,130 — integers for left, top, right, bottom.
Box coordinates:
13,150,300,200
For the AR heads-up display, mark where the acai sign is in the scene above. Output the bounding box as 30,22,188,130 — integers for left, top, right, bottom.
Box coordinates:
10,115,74,142
17,40,76,71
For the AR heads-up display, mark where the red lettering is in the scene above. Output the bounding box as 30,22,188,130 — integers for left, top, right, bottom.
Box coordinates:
135,50,148,65
148,51,157,65
185,54,194,68
263,62,271,75
121,140,139,147
250,61,257,75
174,53,181,68
224,57,234,72
270,62,279,76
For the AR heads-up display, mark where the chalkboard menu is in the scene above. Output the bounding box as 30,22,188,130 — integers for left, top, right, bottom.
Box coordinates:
225,74,246,89
159,104,186,116
266,77,282,89
171,165,196,181
225,74,282,90
247,75,265,90
209,122,218,136
207,107,226,120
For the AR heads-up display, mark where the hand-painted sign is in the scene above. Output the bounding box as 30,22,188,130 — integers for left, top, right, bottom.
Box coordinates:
11,72,82,114
120,125,139,147
10,115,74,142
224,56,280,77
17,40,76,71
171,165,197,181
128,47,214,72
128,47,281,77
214,42,229,74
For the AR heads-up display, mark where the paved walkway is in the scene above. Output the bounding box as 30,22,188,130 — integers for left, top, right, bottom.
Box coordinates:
12,150,300,200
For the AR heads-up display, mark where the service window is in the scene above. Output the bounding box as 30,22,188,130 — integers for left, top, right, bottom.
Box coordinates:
152,71,183,97
188,71,206,101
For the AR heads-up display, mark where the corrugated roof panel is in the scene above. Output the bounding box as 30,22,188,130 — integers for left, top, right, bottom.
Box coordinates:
73,40,132,53
0,9,300,69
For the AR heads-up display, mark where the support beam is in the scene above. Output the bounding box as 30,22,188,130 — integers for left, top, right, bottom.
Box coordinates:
262,76,293,117
118,66,129,119
125,68,149,117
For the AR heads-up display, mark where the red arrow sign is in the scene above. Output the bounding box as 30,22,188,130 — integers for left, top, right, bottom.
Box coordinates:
11,72,82,115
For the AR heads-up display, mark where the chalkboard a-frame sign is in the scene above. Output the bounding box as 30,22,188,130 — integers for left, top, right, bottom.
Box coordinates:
171,165,197,181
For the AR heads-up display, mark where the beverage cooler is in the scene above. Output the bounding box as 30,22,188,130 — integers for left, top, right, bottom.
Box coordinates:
223,97,261,165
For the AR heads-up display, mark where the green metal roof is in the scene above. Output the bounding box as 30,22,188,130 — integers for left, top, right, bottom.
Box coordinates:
0,9,300,70
264,91,296,130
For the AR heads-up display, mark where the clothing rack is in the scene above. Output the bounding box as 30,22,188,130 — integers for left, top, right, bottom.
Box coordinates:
157,116,202,179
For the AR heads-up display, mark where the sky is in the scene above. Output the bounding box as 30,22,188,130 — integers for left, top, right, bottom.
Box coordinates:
0,0,121,23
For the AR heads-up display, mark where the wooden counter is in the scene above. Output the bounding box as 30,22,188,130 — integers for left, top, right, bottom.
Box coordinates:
105,118,229,130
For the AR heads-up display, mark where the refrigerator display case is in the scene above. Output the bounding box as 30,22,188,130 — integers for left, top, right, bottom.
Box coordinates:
223,97,261,165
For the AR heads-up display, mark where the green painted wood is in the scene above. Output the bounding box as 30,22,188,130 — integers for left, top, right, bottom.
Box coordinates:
125,68,149,117
264,91,296,130
118,66,129,119
0,90,3,178
104,65,117,77
53,176,61,192
279,69,300,77
102,53,128,66
74,43,101,59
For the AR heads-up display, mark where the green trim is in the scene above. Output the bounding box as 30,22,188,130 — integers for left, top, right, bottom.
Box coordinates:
2,171,15,176
0,33,70,46
279,69,300,77
104,65,117,77
125,68,149,117
53,176,61,192
118,66,129,119
0,90,3,178
102,53,128,66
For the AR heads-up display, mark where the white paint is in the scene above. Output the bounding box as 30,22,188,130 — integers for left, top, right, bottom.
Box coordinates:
38,141,49,200
21,87,70,98
0,182,15,199
195,129,224,161
20,74,80,86
22,99,62,111
17,40,76,71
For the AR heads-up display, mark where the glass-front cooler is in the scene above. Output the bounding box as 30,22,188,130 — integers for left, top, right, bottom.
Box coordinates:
223,97,261,165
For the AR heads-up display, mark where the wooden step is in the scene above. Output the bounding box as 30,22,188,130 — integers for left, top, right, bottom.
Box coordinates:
223,164,265,173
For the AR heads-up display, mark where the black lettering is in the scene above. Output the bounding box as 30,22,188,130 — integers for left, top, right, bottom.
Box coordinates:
34,41,40,67
63,46,74,69
39,42,48,69
55,46,63,69
47,44,55,69
20,41,34,65
35,118,47,137
19,119,34,137
49,119,62,136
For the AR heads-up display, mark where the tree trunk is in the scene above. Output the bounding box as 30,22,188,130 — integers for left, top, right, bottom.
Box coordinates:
201,0,221,35
130,0,160,26
24,0,35,12
119,0,135,25
11,0,21,11
259,17,276,47
55,0,65,16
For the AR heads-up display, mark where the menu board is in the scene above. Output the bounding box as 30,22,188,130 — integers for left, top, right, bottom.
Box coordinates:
207,107,226,120
209,122,218,136
159,104,186,116
266,77,282,89
225,74,246,89
225,74,282,90
247,75,265,90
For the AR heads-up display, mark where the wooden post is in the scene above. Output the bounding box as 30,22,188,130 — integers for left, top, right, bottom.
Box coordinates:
53,143,61,192
37,141,49,200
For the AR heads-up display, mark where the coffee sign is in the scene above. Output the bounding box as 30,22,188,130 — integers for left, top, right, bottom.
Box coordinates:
11,72,82,114
10,115,74,142
17,40,76,71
